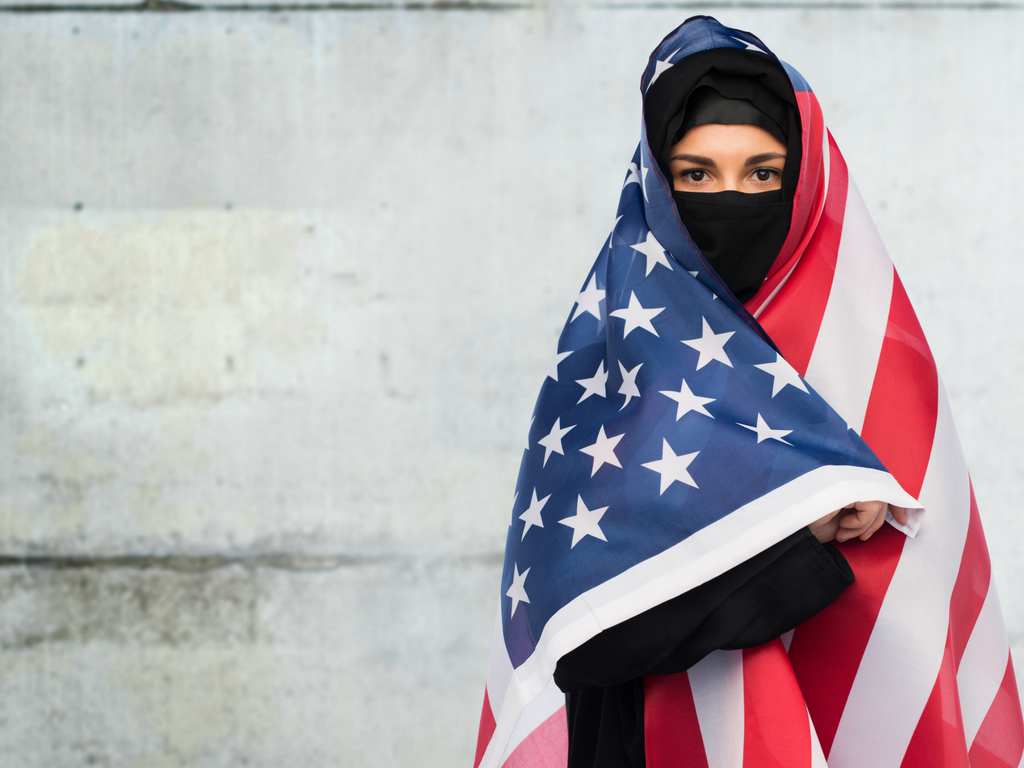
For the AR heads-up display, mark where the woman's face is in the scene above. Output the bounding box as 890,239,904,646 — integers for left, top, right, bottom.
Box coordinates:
668,123,786,193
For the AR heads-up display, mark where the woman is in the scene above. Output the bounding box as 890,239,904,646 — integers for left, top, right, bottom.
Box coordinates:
555,67,909,768
474,17,1023,768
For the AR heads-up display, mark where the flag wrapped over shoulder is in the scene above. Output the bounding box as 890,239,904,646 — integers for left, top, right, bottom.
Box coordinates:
474,16,1024,768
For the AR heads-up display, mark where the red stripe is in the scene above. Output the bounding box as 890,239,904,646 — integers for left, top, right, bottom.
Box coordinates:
474,688,497,768
787,523,907,757
742,641,812,767
900,632,970,767
503,705,568,768
858,270,938,499
756,136,848,376
969,655,1024,768
949,484,991,668
643,672,710,768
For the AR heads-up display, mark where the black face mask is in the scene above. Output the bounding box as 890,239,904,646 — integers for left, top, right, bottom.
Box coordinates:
673,189,792,303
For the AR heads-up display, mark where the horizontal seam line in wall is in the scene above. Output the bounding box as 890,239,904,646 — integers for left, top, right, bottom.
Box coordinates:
1,0,1022,9
0,552,505,572
595,1,1024,7
0,1,532,10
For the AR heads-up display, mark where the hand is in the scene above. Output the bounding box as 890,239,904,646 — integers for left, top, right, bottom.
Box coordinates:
808,508,843,543
809,502,909,544
835,501,909,543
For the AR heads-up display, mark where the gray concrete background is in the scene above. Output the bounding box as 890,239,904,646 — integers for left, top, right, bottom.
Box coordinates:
0,4,1021,766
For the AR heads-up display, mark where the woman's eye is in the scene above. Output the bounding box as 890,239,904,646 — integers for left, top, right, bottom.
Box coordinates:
684,170,706,182
753,168,779,182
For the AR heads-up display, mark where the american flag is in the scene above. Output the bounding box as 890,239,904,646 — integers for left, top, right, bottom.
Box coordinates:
474,17,1024,768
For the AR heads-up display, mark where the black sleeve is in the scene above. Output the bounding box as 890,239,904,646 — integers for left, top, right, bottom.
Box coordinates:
553,526,853,692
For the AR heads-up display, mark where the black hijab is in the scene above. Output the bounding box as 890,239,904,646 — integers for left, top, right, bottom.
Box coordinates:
645,49,801,303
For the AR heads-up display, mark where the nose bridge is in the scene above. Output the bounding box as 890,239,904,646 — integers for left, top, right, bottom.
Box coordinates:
716,154,746,192
722,170,744,192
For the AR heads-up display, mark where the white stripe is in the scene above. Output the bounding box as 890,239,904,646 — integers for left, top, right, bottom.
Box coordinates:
751,257,796,320
829,380,970,767
499,677,565,764
479,609,518,768
959,581,1010,746
486,609,513,720
809,708,829,768
690,650,745,768
803,178,894,435
821,125,831,191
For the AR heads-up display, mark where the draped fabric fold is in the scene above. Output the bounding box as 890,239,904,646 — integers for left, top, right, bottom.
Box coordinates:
473,16,1023,768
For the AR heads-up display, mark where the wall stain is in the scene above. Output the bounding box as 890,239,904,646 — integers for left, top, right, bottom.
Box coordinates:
15,211,329,409
0,554,502,651
0,551,504,571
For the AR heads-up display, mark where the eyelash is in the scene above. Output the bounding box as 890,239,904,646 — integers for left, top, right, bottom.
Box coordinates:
679,167,781,183
751,167,781,181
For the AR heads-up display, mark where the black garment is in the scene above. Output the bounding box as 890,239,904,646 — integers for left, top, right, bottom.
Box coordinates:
673,84,788,147
672,189,792,303
554,526,854,768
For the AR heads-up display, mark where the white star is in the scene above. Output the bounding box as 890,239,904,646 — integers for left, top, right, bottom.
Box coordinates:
576,360,608,404
579,425,624,476
681,317,734,369
738,413,793,445
610,292,664,338
624,163,641,188
572,274,605,322
660,378,715,421
559,495,609,548
730,34,765,52
546,349,572,382
647,47,680,89
525,415,534,451
506,564,531,618
642,438,700,495
537,417,575,466
519,488,551,539
639,152,650,202
631,231,673,277
754,353,809,398
618,361,642,410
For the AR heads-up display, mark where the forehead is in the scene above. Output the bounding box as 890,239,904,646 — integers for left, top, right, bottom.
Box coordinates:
671,123,787,157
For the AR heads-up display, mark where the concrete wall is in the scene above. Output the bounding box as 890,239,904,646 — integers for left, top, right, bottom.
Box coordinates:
0,4,1022,765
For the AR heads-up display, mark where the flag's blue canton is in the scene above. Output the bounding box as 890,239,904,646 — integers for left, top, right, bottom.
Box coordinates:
500,37,882,665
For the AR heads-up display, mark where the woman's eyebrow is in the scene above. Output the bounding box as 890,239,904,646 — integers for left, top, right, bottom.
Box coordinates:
746,152,786,165
670,153,717,167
